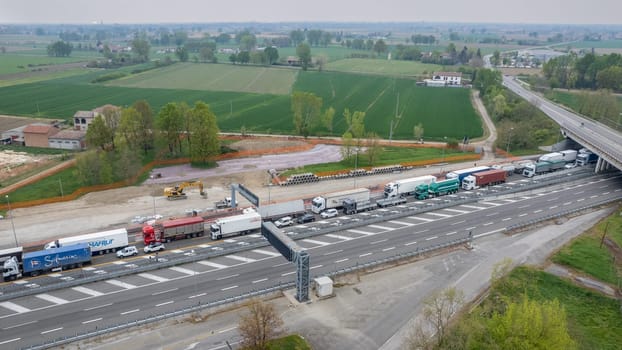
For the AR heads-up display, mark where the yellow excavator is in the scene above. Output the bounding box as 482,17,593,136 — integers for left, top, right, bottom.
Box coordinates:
164,181,206,200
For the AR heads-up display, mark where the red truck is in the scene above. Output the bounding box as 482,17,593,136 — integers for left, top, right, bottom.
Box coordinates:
142,216,205,245
461,169,507,190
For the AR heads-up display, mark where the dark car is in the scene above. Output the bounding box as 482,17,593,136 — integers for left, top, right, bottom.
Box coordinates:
297,213,316,224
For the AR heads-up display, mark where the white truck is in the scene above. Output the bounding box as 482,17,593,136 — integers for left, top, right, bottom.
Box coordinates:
538,152,564,163
257,199,306,221
44,228,129,255
383,175,437,198
210,209,262,240
559,149,578,163
311,188,371,214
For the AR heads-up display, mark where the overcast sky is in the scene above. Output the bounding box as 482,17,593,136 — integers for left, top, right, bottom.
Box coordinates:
0,0,620,25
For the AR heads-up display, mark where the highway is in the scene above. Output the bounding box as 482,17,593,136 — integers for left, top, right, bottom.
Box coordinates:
1,173,621,349
502,76,622,169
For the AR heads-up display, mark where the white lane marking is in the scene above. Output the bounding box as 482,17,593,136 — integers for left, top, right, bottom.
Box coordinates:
171,249,184,254
252,278,268,284
502,217,512,221
41,327,63,334
0,302,30,313
335,258,349,263
82,317,102,324
272,262,289,268
198,261,229,269
281,271,296,276
155,301,174,307
590,195,598,198
460,205,486,210
188,293,206,299
252,249,281,257
563,202,572,206
359,252,372,257
466,226,476,231
388,220,414,226
198,244,211,248
72,286,104,297
519,213,528,217
443,208,470,214
474,228,505,238
310,265,323,270
303,239,331,246
407,216,434,222
217,274,239,281
445,231,457,236
450,220,465,226
518,205,529,209
139,273,169,282
169,266,196,275
0,338,20,345
219,326,238,334
370,239,388,245
120,309,140,315
549,206,558,209
323,249,343,256
106,279,137,289
382,247,395,252
368,224,394,231
348,229,376,235
483,222,493,226
425,236,438,241
152,288,178,296
221,285,238,291
501,199,516,203
485,212,498,217
84,303,112,311
405,241,417,246
226,255,256,263
533,209,542,213
325,233,352,241
2,320,36,330
577,198,585,202
481,201,502,206
36,293,68,305
427,212,452,218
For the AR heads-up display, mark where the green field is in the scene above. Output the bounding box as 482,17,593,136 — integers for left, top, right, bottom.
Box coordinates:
107,63,299,95
324,58,442,76
0,54,87,75
551,40,622,49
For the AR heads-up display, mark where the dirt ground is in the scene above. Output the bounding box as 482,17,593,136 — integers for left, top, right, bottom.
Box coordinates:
0,149,59,182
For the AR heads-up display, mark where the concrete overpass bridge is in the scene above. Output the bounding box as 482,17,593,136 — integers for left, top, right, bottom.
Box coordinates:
502,76,622,172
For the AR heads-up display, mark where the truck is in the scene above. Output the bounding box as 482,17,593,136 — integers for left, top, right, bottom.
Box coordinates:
522,160,565,177
143,216,205,245
342,198,378,214
257,199,306,221
214,197,232,209
311,188,371,214
375,197,407,208
210,209,262,240
445,166,491,183
3,243,91,281
491,163,516,176
576,152,598,166
0,246,23,264
462,169,507,190
383,175,437,198
538,152,564,163
560,150,578,163
414,178,460,199
44,228,129,255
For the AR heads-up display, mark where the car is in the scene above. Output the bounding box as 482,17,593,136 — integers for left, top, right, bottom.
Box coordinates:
564,163,577,169
297,213,316,224
131,216,147,224
116,246,138,258
320,208,339,219
274,216,293,228
143,242,165,253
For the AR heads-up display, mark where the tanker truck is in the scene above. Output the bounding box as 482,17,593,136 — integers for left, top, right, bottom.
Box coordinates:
414,178,460,199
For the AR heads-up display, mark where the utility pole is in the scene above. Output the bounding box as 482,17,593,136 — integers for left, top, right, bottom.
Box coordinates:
5,195,18,247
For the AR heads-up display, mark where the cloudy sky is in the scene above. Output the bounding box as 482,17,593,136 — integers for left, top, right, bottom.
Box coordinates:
0,0,620,25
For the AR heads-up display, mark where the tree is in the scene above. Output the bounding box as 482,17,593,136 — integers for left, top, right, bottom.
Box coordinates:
239,34,257,51
47,41,73,57
296,43,312,71
237,51,250,64
189,101,220,164
341,132,355,161
365,132,382,166
315,54,328,72
289,29,305,46
264,46,279,65
413,123,424,142
229,53,237,64
117,107,142,150
343,109,366,140
238,299,284,350
199,47,215,63
320,106,335,133
75,150,113,186
85,116,112,150
492,50,501,66
492,93,507,120
174,30,188,46
291,91,322,137
175,46,189,62
130,34,150,62
157,102,184,154
373,39,387,55
215,33,231,44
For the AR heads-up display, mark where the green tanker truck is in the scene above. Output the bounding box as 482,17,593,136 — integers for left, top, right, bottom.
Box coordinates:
414,178,460,200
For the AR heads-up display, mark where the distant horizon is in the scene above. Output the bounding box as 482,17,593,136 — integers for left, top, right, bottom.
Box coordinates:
1,0,621,26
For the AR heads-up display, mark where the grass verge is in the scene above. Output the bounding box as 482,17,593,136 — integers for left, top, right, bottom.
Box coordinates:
267,334,312,350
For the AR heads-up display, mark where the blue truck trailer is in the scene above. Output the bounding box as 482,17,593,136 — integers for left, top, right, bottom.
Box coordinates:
3,243,91,280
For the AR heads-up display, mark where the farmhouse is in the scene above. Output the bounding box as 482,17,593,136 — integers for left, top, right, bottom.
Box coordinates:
23,124,60,148
424,72,463,87
48,130,86,150
286,56,301,66
73,104,121,131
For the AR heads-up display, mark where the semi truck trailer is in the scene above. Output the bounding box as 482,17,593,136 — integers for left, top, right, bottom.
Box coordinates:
3,243,91,281
383,175,436,198
445,166,491,182
311,188,371,213
142,216,205,245
257,199,306,221
414,178,460,199
376,196,407,208
342,198,378,214
210,209,262,240
44,228,129,255
538,152,564,163
462,169,507,190
522,160,565,177
560,150,578,163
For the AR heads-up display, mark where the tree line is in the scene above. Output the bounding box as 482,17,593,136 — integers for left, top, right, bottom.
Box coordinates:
543,52,622,91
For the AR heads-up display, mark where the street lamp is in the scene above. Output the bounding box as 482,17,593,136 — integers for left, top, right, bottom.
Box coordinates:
5,195,18,247
506,127,514,155
267,183,273,204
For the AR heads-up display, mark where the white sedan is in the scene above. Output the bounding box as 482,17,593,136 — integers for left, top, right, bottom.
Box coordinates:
320,208,339,219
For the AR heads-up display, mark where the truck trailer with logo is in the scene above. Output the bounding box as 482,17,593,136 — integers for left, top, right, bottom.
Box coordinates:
44,228,129,255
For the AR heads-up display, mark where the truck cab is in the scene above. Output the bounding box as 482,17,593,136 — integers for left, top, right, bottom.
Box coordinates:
311,196,327,214
461,175,477,190
2,256,21,281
